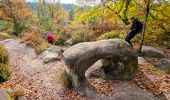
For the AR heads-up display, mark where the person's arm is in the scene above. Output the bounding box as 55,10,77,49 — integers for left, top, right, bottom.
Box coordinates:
130,22,138,32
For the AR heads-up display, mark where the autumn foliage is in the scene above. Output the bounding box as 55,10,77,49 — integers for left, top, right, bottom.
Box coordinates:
21,29,50,54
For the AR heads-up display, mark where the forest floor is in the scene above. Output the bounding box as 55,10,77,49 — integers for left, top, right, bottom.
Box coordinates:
145,48,170,65
0,39,169,100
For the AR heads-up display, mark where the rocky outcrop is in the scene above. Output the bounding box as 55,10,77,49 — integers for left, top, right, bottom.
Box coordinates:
142,46,165,58
63,39,138,95
38,46,63,63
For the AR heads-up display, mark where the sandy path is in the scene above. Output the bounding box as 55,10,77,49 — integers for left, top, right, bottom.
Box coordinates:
0,39,65,100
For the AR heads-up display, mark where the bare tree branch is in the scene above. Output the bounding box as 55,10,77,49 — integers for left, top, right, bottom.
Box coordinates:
117,1,125,14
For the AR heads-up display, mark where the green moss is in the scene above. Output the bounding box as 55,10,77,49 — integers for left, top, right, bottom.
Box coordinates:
0,64,10,82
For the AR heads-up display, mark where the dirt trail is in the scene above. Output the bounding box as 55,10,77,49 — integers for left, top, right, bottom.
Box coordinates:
0,39,65,100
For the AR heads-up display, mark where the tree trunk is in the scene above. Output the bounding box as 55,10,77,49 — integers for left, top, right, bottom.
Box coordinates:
37,0,41,32
101,7,104,33
42,0,46,5
138,0,150,55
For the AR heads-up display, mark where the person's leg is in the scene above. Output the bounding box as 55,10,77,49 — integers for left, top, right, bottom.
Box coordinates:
125,31,137,47
125,36,133,47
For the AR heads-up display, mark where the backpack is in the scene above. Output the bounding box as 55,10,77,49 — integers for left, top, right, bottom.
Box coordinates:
137,21,143,33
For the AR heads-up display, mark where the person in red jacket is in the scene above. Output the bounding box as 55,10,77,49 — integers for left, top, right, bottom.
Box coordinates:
45,32,54,44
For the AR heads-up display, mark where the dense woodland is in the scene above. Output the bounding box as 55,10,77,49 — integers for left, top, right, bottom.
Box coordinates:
0,0,169,48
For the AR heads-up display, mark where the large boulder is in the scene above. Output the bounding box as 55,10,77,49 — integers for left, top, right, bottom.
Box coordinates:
38,46,63,63
63,39,138,95
0,89,13,100
154,59,170,73
141,46,165,58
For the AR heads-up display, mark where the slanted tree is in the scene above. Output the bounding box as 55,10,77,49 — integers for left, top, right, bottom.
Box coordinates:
138,0,151,55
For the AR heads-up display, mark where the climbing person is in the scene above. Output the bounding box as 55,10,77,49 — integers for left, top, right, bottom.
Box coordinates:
45,32,55,44
125,16,143,47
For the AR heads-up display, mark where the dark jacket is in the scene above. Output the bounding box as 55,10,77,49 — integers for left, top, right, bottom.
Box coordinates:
130,19,143,33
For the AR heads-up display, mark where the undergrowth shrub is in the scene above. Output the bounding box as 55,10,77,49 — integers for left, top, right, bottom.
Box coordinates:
71,28,95,43
53,24,95,45
0,45,10,82
54,32,71,45
98,31,120,40
21,29,50,54
0,64,10,82
0,20,10,32
64,25,95,44
13,17,25,35
59,70,72,88
0,45,9,64
51,25,71,45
